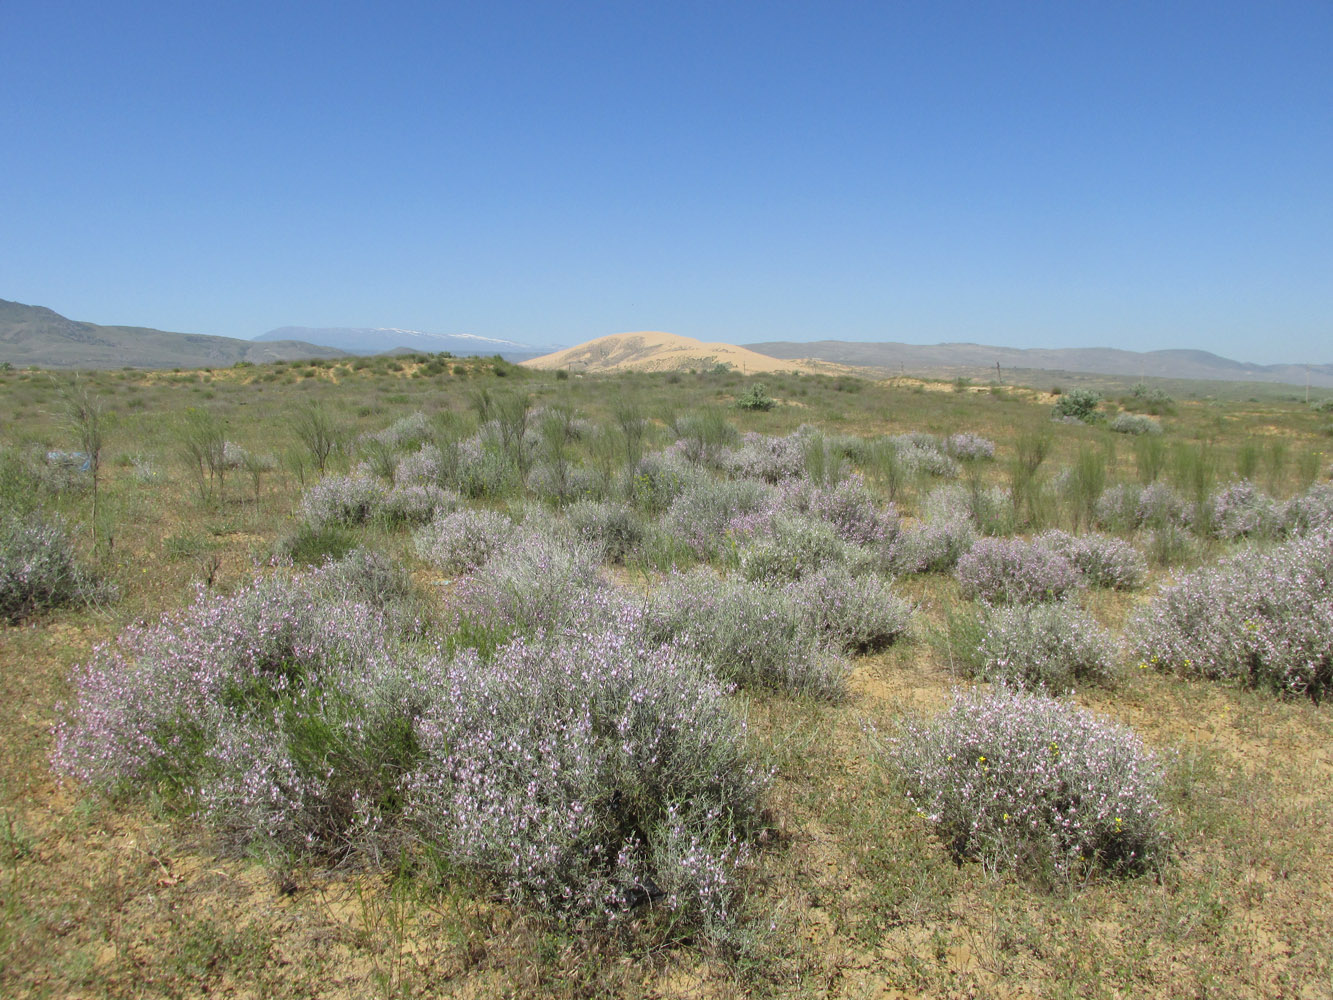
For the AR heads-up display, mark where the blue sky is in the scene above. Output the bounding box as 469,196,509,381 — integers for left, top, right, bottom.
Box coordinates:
2,1,1329,363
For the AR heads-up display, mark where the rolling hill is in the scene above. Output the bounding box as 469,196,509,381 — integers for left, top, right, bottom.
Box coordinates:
256,326,547,361
0,299,348,369
744,340,1333,389
522,332,840,375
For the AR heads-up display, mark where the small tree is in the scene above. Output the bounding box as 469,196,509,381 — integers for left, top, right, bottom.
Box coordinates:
294,402,341,476
59,379,106,545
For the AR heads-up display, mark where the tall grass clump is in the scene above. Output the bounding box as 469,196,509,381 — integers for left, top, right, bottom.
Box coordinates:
881,685,1167,881
1,512,113,623
1129,529,1333,698
955,537,1083,604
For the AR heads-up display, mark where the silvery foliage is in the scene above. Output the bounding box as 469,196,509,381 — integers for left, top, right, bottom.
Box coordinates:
883,685,1167,880
946,433,997,461
1034,529,1147,590
890,433,960,478
662,477,777,558
562,500,648,564
1208,480,1281,540
718,431,806,484
412,508,516,574
1129,528,1333,697
955,537,1084,604
967,602,1119,689
299,474,388,528
1,512,114,623
1109,413,1162,435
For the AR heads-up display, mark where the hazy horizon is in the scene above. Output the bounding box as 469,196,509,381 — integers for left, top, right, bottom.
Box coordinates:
3,2,1329,365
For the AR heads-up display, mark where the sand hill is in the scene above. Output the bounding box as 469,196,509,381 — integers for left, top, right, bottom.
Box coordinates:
521,331,830,375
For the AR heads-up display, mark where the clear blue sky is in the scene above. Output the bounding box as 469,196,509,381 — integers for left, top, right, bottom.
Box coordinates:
2,1,1329,363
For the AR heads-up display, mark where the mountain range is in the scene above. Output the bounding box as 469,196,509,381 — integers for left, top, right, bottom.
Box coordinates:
0,299,347,369
256,326,547,361
744,340,1333,389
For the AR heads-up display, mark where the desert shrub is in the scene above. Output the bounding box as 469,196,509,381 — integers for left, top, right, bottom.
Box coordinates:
946,433,996,461
528,460,601,506
1034,530,1147,590
889,518,977,574
563,500,647,564
785,565,913,654
1051,389,1103,423
891,434,960,478
275,523,356,566
0,512,112,623
783,472,898,545
393,444,442,487
1136,482,1193,530
380,482,459,527
1124,382,1175,415
624,451,704,515
954,602,1118,688
299,475,387,528
1109,413,1161,435
662,477,776,558
739,516,848,582
53,576,431,861
642,568,849,699
735,382,775,411
1129,530,1333,697
1208,480,1280,540
404,629,767,927
412,508,514,574
454,439,521,499
882,685,1167,880
920,482,1012,536
718,432,805,484
1282,482,1333,536
452,530,605,635
670,408,738,466
1093,484,1142,534
955,537,1083,604
364,411,431,450
314,547,416,610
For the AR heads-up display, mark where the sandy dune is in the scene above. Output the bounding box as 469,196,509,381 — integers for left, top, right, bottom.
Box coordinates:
521,331,833,375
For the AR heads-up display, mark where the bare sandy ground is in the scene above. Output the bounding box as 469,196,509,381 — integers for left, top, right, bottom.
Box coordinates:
521,331,837,375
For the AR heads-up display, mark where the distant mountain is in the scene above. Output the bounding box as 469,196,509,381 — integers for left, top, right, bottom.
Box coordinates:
0,299,348,369
257,326,549,361
744,340,1333,389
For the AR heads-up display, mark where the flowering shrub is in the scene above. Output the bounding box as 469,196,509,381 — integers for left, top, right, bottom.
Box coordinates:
718,432,805,484
781,472,898,545
662,478,776,558
363,411,432,450
1034,530,1147,590
1093,484,1142,534
623,452,704,516
1128,529,1333,697
946,433,996,461
55,573,770,932
53,574,429,859
381,482,458,527
884,685,1167,879
562,500,647,564
1,512,113,623
785,565,913,654
451,530,605,635
405,630,768,925
1208,480,1280,540
1283,482,1333,536
454,439,521,499
393,444,442,487
642,568,849,699
920,482,1012,536
955,537,1083,604
299,475,387,528
889,518,976,574
1136,482,1192,531
965,602,1118,688
739,516,848,582
891,434,960,478
412,508,515,574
